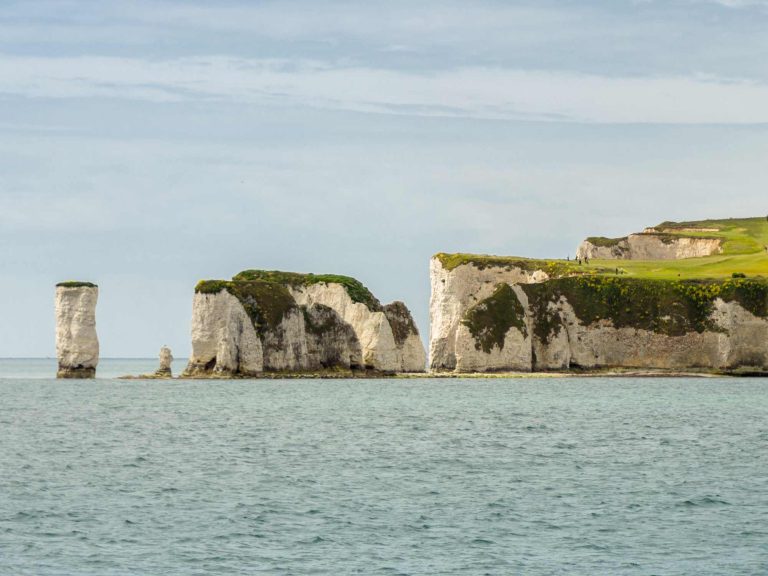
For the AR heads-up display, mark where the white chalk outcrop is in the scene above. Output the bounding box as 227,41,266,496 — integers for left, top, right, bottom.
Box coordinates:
429,255,768,374
576,232,722,261
291,284,426,372
155,346,174,377
55,283,99,378
184,273,426,377
528,298,768,372
183,290,265,376
429,256,548,371
452,285,533,373
384,302,428,372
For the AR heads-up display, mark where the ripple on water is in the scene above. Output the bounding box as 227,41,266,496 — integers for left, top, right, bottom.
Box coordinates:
0,376,767,575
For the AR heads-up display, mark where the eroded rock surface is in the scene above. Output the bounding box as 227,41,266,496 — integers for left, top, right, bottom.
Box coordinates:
429,255,768,373
55,283,99,378
429,256,549,371
576,232,722,261
184,270,426,377
156,346,174,377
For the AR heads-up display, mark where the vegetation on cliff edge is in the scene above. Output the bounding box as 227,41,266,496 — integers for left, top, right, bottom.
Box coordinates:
56,281,97,288
233,270,382,311
436,218,768,281
585,236,628,248
195,268,387,334
195,279,297,335
522,276,768,343
462,283,527,353
434,253,587,276
383,301,420,345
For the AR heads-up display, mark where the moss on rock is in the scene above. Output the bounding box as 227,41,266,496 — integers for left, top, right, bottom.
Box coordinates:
462,283,527,353
195,279,297,335
302,304,344,336
195,279,231,294
434,253,584,277
523,276,768,343
230,281,297,334
56,281,97,288
585,236,628,248
195,268,389,335
383,301,420,346
233,269,382,311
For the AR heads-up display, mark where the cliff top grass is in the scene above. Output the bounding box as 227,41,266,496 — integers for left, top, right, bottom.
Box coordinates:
195,279,297,334
584,236,628,248
56,281,97,288
434,253,587,276
437,217,768,281
233,270,382,311
197,269,382,312
589,217,768,255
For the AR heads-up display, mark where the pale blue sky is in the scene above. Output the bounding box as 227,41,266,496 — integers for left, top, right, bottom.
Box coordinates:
1,0,767,357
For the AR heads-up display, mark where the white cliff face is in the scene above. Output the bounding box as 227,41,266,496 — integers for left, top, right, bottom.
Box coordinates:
184,280,422,376
576,234,722,261
531,299,728,371
303,304,363,369
439,280,768,373
397,333,427,372
291,283,426,372
383,301,427,372
453,285,532,372
429,257,548,371
531,298,768,372
575,240,628,260
429,256,768,373
185,291,263,376
261,307,312,371
711,299,768,371
55,285,99,378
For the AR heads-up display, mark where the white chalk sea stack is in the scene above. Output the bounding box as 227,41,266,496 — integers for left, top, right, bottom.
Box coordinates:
55,282,99,378
183,270,426,377
156,346,173,376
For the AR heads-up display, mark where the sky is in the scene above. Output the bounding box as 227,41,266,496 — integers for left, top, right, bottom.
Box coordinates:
1,0,767,358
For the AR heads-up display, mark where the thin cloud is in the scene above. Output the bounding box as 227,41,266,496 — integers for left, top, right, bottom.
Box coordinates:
703,0,768,6
1,55,768,124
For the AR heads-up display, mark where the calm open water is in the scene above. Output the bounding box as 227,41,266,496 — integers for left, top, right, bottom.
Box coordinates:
1,362,767,575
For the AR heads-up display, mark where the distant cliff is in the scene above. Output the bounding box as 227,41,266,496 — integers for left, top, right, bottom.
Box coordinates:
576,230,722,261
430,217,768,374
184,270,426,377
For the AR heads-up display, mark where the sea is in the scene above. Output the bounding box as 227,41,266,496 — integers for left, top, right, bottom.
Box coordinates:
1,359,766,575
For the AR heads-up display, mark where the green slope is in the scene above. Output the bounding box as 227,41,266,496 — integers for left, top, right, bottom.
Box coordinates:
589,217,768,279
438,217,768,280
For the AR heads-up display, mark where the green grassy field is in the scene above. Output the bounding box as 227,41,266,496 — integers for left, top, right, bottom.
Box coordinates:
587,217,768,280
441,217,768,280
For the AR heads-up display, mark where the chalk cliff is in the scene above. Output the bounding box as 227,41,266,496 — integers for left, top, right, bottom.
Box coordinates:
429,255,768,374
576,231,722,261
55,282,99,378
429,254,563,372
183,270,426,377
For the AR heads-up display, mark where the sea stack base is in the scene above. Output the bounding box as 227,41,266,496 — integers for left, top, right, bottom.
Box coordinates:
57,366,97,379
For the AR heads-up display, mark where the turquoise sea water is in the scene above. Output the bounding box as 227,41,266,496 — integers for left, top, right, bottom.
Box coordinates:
1,363,767,575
